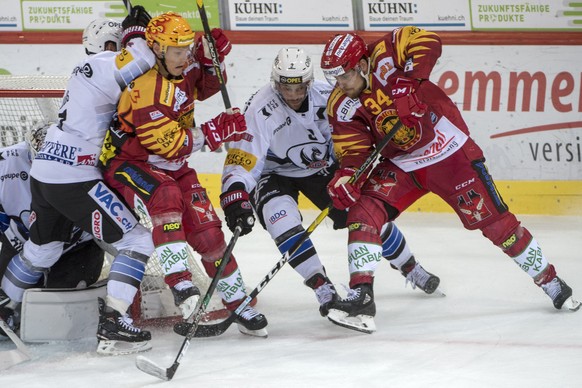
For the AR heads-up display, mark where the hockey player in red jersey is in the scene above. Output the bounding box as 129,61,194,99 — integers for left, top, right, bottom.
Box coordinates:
100,12,268,337
221,47,441,324
320,28,579,332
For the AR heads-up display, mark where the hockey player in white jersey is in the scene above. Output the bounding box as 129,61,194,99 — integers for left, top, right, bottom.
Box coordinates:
0,9,157,355
220,47,441,326
0,124,104,289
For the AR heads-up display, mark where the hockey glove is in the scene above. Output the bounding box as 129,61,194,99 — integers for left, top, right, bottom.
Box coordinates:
220,183,255,236
195,28,232,67
200,109,247,151
121,5,152,46
390,76,427,128
327,167,360,210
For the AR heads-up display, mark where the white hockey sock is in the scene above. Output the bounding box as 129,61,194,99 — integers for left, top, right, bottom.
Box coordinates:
511,237,549,278
348,242,383,276
156,241,190,275
217,268,247,304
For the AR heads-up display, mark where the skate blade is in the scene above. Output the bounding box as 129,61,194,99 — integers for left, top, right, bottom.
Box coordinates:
563,296,581,312
135,355,170,381
237,324,268,338
180,295,201,320
327,309,376,334
430,288,446,297
97,339,152,356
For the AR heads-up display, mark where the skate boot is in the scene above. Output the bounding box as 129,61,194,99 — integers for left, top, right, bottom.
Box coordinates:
0,289,20,338
305,273,338,317
327,283,376,334
541,276,581,311
401,257,442,295
171,280,201,320
96,297,152,355
235,304,268,338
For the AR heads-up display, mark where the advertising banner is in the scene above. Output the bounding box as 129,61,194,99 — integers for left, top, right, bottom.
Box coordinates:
361,0,470,31
470,0,582,30
2,0,220,31
227,0,354,30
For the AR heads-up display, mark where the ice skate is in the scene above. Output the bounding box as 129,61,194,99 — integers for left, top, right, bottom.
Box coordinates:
327,283,376,334
171,280,201,320
541,277,580,311
235,304,268,338
402,258,445,296
0,290,19,338
305,273,338,317
96,297,152,355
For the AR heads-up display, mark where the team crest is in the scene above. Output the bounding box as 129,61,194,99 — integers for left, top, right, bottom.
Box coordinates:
457,189,492,225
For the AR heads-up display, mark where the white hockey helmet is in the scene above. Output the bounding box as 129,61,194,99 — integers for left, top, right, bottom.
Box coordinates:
271,47,314,86
26,121,50,159
82,18,122,55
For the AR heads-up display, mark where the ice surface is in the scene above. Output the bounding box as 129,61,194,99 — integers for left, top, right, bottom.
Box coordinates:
1,211,580,388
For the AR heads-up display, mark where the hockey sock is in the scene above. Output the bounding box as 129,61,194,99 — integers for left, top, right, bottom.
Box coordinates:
1,254,45,303
380,222,412,270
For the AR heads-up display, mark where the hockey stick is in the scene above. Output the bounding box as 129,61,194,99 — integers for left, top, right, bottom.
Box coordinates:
121,0,132,13
195,0,232,110
182,121,404,338
0,317,32,370
135,222,246,381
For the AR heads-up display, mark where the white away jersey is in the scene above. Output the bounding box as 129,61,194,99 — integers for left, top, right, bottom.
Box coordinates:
0,142,33,226
31,39,156,184
222,80,334,192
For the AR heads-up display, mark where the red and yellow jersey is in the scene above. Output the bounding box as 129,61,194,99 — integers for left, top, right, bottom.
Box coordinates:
106,61,222,165
327,27,471,172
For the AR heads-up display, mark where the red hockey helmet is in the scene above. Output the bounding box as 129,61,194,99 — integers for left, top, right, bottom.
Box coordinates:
320,33,368,85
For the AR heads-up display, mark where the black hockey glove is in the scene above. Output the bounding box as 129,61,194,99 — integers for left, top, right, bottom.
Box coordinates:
220,183,255,236
121,5,152,46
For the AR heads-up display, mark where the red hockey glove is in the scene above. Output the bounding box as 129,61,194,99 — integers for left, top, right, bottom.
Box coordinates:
390,76,427,128
327,167,360,210
195,28,232,66
200,109,247,151
220,183,255,236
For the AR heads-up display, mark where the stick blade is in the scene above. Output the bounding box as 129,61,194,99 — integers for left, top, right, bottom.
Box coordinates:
135,355,171,381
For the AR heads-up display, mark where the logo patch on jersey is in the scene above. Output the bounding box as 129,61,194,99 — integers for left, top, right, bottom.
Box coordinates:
174,87,187,111
36,140,80,166
113,162,158,201
0,171,28,182
375,110,419,150
150,110,164,120
457,189,492,226
373,57,396,86
76,154,97,166
88,182,134,232
336,97,360,122
116,48,135,69
260,99,280,118
160,80,174,107
73,63,93,78
224,149,257,172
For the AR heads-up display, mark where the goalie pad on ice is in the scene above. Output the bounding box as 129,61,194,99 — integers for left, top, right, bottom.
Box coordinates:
20,281,106,342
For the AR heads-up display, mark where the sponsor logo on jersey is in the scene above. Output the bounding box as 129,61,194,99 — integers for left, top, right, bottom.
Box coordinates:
88,182,134,232
0,148,20,160
163,222,182,232
224,149,257,171
373,57,396,86
0,171,28,181
36,140,80,166
336,97,360,122
114,163,158,201
150,110,164,120
76,153,97,166
268,210,287,225
73,63,93,78
174,87,187,111
273,116,291,134
260,99,280,118
92,210,103,240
